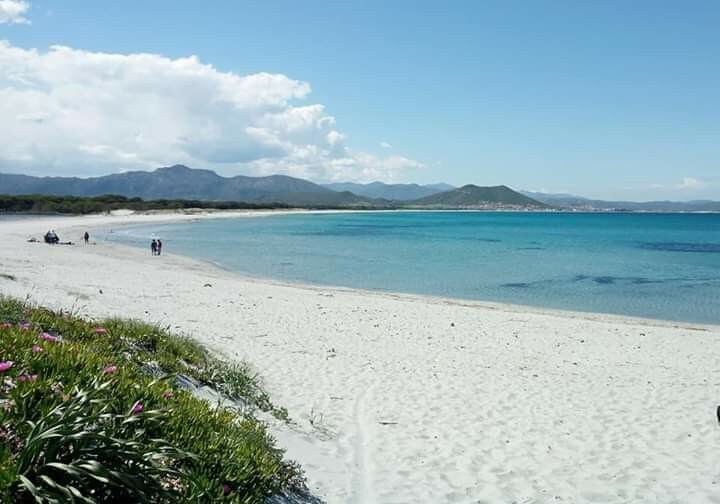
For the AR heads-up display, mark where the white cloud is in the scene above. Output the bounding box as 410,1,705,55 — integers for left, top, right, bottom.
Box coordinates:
677,177,703,189
0,0,29,24
326,130,345,146
0,41,423,182
380,141,392,148
648,177,708,191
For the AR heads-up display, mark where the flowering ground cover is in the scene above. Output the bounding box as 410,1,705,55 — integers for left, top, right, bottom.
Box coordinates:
0,296,303,503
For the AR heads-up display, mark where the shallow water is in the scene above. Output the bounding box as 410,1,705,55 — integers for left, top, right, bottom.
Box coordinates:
99,212,720,324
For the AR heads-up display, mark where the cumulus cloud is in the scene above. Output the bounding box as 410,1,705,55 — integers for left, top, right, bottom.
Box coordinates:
0,0,29,24
380,141,392,148
0,41,422,182
326,130,345,146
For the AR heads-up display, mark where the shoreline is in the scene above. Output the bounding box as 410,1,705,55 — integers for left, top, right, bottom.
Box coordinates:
2,210,720,502
72,211,720,330
88,245,720,332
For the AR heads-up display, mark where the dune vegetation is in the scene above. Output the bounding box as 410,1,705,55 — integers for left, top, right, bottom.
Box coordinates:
0,296,304,503
0,194,293,215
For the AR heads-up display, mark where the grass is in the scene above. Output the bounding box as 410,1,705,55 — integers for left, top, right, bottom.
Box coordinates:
0,296,304,503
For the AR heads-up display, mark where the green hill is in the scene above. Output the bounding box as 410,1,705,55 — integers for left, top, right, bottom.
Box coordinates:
322,181,453,201
407,184,550,209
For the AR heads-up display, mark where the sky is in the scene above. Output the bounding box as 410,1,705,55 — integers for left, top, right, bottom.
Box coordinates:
1,0,718,200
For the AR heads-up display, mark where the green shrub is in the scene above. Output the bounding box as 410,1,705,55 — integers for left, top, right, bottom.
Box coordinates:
14,379,190,503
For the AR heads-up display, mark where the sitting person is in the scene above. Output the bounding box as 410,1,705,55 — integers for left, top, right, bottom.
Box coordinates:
44,230,60,244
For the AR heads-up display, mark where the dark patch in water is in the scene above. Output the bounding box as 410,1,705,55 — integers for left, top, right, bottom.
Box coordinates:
336,223,420,230
630,278,663,285
290,229,387,237
504,274,684,292
279,262,294,266
517,246,545,250
639,242,720,253
575,275,667,286
441,236,502,243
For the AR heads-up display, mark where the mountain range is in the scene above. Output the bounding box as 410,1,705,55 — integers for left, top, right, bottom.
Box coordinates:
1,165,717,211
521,191,720,212
0,165,544,209
0,165,374,207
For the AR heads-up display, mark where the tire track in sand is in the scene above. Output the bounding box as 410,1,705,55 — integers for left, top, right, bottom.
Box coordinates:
348,379,375,504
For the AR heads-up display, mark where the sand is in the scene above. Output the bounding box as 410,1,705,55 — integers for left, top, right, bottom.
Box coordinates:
1,211,719,504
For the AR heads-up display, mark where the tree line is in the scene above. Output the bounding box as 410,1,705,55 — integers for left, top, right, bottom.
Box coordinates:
0,194,294,214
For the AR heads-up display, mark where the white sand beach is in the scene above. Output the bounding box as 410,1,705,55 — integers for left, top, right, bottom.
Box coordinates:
1,212,719,504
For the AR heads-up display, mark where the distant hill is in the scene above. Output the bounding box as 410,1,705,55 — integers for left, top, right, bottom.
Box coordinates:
521,191,720,212
0,165,380,207
323,181,454,201
17,164,714,211
408,185,550,209
423,183,456,192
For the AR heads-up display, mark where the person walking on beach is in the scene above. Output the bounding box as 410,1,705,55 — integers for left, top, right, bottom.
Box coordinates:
151,239,157,256
157,239,163,256
83,231,89,244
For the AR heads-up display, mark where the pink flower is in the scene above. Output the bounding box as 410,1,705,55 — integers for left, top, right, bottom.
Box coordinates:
131,402,143,415
94,327,108,334
0,361,13,373
103,365,118,375
19,322,32,330
162,391,174,400
32,344,43,353
0,323,12,329
17,374,38,383
40,333,59,342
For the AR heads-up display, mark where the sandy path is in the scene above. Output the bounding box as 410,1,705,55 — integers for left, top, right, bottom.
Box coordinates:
1,212,719,503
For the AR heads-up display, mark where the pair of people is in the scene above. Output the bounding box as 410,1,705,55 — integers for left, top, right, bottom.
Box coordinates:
151,239,163,256
44,230,60,244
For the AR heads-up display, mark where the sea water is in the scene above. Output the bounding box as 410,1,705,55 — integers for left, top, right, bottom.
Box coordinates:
99,212,720,324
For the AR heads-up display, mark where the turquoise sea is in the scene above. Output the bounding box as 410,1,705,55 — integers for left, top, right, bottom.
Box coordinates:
100,212,720,324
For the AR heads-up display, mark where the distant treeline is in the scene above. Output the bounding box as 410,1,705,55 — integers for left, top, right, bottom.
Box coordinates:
0,194,298,214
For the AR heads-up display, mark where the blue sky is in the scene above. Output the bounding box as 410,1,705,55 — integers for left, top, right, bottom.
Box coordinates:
1,0,718,200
